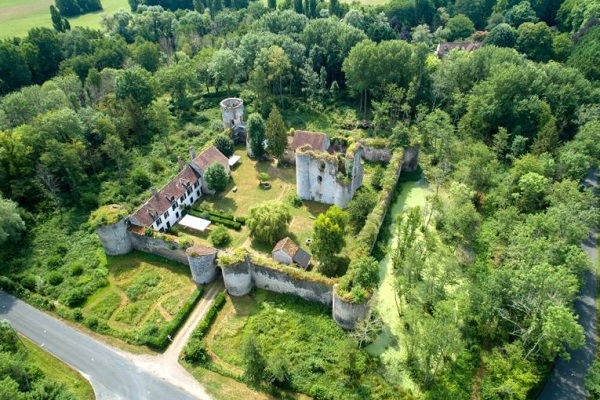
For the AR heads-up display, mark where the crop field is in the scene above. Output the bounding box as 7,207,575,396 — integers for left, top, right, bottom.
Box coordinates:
0,0,128,38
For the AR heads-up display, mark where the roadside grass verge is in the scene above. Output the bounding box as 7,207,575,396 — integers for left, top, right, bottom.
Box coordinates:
21,335,96,399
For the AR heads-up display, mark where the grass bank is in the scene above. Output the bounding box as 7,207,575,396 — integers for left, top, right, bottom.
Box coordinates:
21,335,95,399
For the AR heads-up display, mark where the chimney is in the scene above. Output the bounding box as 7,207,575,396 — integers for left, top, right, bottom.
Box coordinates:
177,156,184,170
151,187,158,198
189,146,196,161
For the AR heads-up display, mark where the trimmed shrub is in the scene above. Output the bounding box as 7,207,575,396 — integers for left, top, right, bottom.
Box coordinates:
70,263,84,276
193,291,226,339
21,275,38,291
46,255,62,270
209,226,231,247
0,276,17,292
72,308,84,321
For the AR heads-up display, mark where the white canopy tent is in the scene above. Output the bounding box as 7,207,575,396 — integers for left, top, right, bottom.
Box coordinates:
178,214,211,232
228,155,241,167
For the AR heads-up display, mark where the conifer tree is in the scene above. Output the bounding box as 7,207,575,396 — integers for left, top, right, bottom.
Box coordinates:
265,105,287,160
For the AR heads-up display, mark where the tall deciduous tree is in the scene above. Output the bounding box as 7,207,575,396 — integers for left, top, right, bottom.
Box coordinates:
247,201,291,244
207,49,243,91
0,42,31,95
312,206,348,277
204,162,228,192
115,66,155,108
214,134,234,157
0,195,25,245
516,22,553,63
445,14,475,41
265,105,287,160
132,41,161,73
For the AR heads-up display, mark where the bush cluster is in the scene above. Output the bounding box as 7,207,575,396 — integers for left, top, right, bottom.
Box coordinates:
209,226,231,247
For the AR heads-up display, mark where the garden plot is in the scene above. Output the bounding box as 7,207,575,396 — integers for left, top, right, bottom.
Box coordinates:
84,253,196,335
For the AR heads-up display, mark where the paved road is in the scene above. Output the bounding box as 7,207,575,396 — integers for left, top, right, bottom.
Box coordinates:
0,290,197,400
538,170,598,400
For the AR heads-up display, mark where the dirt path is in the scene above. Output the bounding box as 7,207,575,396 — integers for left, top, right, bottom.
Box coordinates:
118,280,224,400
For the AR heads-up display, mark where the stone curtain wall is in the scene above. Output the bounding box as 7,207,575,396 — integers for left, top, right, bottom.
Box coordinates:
361,145,392,163
250,261,333,306
128,231,189,265
96,224,369,329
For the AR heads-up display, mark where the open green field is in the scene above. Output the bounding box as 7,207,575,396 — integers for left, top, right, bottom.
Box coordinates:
0,0,128,38
21,335,96,399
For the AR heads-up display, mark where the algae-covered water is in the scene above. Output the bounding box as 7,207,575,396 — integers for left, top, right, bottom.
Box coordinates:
366,179,432,390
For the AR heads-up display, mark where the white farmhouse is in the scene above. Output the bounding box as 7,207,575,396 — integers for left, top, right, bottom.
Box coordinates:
129,145,230,232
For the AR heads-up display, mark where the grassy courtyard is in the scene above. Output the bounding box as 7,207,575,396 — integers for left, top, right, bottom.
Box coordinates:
180,148,328,255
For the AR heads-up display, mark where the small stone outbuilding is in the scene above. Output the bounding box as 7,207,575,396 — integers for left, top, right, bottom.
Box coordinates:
272,237,311,270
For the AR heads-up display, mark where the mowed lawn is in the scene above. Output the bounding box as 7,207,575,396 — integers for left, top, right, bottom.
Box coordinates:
182,148,328,255
0,0,128,38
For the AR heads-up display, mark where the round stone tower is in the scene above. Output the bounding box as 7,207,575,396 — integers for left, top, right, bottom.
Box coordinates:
220,98,244,129
186,246,219,284
96,217,133,256
332,285,369,330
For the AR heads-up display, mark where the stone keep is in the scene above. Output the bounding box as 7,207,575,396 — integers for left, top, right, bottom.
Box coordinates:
296,148,364,208
220,98,244,129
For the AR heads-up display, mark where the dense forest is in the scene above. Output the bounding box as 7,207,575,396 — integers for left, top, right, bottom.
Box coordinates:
0,0,599,397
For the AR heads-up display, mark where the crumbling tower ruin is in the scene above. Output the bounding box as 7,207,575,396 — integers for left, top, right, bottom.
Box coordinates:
220,98,244,129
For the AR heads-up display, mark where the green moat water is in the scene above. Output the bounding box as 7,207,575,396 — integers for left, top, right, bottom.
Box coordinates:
366,179,432,390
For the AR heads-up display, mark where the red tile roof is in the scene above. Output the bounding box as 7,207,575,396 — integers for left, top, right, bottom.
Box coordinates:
273,237,299,256
130,165,199,227
192,145,229,170
290,131,327,152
